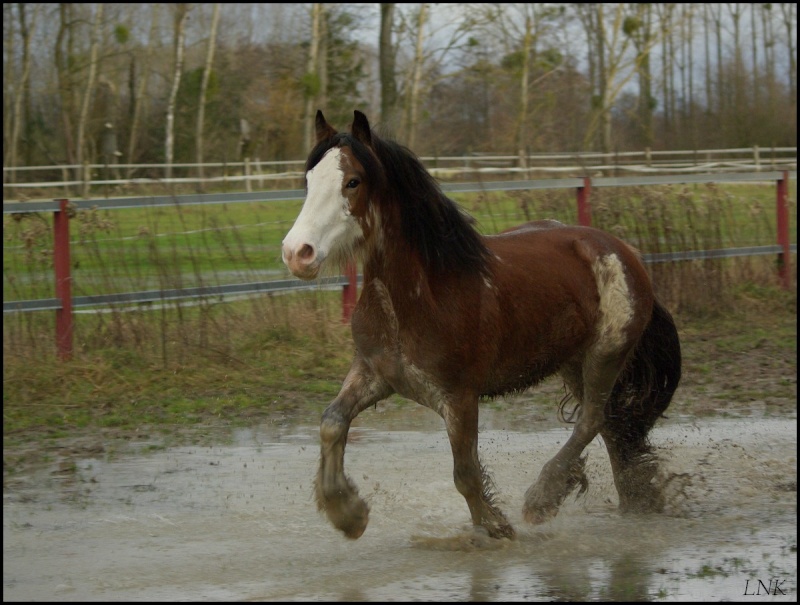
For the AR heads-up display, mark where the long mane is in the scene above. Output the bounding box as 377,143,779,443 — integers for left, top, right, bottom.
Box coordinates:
307,130,492,277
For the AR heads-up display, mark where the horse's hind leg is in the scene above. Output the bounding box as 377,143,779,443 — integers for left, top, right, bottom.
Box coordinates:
600,423,664,514
600,375,671,514
443,392,515,539
523,354,624,524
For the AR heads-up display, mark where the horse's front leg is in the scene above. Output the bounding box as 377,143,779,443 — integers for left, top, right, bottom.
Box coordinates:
315,356,393,539
443,392,515,539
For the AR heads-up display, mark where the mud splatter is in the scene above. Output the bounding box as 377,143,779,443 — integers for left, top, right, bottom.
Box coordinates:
3,415,796,601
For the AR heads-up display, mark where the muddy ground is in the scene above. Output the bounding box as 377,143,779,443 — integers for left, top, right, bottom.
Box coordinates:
3,326,797,602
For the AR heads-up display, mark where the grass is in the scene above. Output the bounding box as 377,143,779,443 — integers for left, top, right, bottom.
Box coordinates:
3,290,353,438
3,181,796,302
3,281,795,438
2,180,797,466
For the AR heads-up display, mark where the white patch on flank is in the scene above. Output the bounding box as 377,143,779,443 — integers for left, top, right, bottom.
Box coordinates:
591,253,634,354
282,148,363,270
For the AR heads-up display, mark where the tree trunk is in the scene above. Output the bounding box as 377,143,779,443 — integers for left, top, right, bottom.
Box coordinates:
406,3,428,148
703,4,712,112
17,3,38,167
379,3,398,129
686,5,694,141
779,3,796,103
76,3,104,186
165,3,188,181
633,4,654,148
516,9,532,166
196,3,221,186
303,3,322,152
127,5,159,176
7,5,40,187
4,4,15,168
597,4,611,152
54,4,77,167
751,3,759,109
318,7,328,114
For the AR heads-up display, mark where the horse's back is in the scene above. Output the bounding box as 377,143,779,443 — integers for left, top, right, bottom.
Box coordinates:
488,221,649,284
477,221,654,397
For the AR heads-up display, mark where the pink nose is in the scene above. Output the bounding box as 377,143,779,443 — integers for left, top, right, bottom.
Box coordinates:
282,242,318,278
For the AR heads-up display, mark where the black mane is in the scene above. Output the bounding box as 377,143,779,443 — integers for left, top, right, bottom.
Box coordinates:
308,131,492,277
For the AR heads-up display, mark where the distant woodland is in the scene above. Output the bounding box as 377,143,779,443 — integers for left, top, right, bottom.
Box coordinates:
3,3,797,172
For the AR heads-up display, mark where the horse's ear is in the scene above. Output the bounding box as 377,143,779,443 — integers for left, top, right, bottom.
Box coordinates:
351,110,372,146
315,110,337,144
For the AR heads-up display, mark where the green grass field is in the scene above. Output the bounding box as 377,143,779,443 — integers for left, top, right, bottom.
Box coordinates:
3,181,795,304
2,180,797,465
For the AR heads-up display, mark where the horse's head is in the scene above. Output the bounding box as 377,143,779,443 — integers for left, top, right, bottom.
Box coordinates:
282,110,377,280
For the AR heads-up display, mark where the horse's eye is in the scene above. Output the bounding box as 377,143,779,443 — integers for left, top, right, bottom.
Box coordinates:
346,179,360,189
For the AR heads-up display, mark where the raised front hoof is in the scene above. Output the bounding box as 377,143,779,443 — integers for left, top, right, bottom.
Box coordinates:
323,493,370,539
522,456,588,525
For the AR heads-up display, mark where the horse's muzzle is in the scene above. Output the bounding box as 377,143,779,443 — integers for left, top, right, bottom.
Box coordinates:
282,242,322,280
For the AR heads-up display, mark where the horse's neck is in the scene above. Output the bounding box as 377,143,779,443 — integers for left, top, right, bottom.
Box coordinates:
362,243,436,319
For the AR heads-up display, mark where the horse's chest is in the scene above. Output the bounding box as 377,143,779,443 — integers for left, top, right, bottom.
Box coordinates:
351,280,448,409
351,280,400,361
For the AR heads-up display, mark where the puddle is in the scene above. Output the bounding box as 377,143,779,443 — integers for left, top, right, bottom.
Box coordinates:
3,413,796,601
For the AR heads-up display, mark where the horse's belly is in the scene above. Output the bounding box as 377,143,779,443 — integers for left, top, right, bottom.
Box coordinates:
481,355,562,398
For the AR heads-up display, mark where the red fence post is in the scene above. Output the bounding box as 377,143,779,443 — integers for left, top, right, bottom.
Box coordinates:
342,261,358,323
577,176,592,226
776,171,791,290
54,199,73,360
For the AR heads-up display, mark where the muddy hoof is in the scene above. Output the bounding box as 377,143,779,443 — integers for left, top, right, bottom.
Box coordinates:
483,521,516,540
616,463,666,515
324,492,369,539
522,502,559,525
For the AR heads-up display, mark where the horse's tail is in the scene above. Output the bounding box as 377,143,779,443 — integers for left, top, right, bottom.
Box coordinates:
604,298,682,456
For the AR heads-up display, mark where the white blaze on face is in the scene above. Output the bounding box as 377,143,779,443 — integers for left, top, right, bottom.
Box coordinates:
281,148,363,279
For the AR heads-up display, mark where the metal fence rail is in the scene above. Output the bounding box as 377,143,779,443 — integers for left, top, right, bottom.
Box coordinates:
3,245,795,316
1,171,794,214
3,171,796,359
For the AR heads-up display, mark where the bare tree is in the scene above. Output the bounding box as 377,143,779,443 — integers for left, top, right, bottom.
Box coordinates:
54,4,77,166
779,3,796,103
751,2,760,109
7,3,39,186
404,3,428,148
165,3,189,180
623,4,655,148
76,3,104,188
703,4,713,113
303,3,323,152
127,4,160,175
196,3,221,185
380,3,399,129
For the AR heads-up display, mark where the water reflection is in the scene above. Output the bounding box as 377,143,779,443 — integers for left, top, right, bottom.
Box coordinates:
3,417,796,602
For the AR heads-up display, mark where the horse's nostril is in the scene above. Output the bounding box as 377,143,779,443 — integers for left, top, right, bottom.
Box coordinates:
298,244,315,261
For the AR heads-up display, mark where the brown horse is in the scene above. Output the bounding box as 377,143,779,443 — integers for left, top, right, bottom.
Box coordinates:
282,110,681,540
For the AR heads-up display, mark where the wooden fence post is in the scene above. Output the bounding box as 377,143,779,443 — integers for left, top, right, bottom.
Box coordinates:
54,198,73,360
776,171,791,290
577,177,592,227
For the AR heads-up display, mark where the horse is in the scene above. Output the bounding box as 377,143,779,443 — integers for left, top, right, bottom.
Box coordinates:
281,110,681,540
